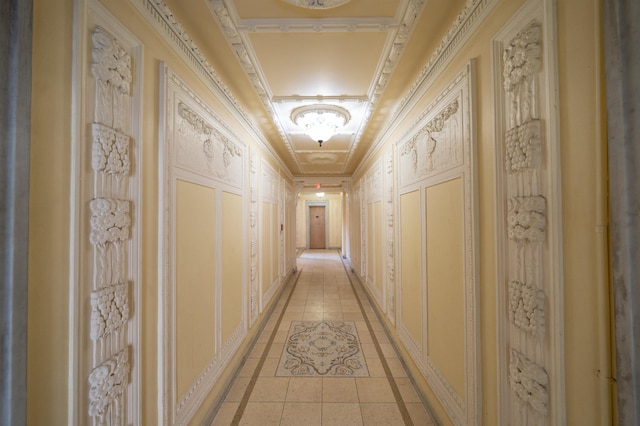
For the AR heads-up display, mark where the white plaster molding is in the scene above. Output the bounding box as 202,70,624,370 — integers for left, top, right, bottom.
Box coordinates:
280,0,351,9
398,98,462,184
384,149,395,324
492,1,565,424
169,81,244,189
72,8,144,424
509,349,549,416
249,148,259,322
507,195,546,244
505,119,542,173
88,348,130,423
509,280,545,339
90,282,129,341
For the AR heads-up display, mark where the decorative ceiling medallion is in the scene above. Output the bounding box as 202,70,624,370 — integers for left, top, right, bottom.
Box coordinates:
292,104,351,146
280,0,351,10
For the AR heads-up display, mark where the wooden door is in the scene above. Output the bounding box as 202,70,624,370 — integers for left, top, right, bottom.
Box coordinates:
309,206,326,249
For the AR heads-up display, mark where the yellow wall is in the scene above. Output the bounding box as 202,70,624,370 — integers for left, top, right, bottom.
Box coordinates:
175,180,216,398
426,178,465,400
400,190,422,346
28,1,74,424
222,191,243,342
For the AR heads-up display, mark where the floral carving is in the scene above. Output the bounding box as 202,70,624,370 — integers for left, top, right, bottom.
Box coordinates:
503,23,541,93
90,282,129,341
91,26,132,95
88,348,130,421
505,119,541,173
503,22,541,127
92,123,131,175
400,99,460,173
509,349,549,415
507,196,545,243
508,281,545,338
89,198,131,246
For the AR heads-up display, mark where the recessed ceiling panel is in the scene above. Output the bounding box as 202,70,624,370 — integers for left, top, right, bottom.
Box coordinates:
249,32,388,96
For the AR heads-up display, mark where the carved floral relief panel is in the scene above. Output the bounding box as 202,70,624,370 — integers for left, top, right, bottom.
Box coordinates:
493,2,564,424
84,18,140,426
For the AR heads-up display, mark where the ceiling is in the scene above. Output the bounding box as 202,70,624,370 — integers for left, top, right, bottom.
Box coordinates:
162,0,466,190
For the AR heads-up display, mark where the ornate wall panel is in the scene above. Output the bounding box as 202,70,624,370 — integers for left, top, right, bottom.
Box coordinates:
260,160,281,310
76,3,143,423
492,0,564,424
384,149,396,324
396,61,480,425
159,63,246,425
364,160,385,307
249,148,259,325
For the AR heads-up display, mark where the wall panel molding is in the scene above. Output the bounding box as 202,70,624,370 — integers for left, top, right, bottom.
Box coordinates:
158,63,247,426
72,2,144,423
396,61,479,425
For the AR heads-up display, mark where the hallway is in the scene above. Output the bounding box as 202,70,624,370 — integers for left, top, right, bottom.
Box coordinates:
211,250,435,425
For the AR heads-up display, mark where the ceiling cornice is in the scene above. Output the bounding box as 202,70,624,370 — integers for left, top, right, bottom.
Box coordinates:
351,0,499,178
129,0,294,179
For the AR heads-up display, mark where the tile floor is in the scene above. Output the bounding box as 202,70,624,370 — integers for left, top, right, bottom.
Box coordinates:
211,249,436,426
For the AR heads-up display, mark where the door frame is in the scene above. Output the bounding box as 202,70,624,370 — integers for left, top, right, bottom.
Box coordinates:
306,200,329,249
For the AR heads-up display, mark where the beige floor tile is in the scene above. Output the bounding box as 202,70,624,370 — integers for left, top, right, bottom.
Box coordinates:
360,343,379,359
267,342,285,358
238,402,283,426
323,304,343,312
322,377,359,402
355,378,395,402
211,402,239,426
379,343,398,358
386,358,408,378
364,358,385,377
305,305,324,313
280,402,322,426
286,377,323,402
249,377,290,402
406,402,435,425
286,304,306,312
343,312,365,321
322,403,363,426
259,358,280,377
360,403,405,426
225,377,251,402
248,342,267,358
395,377,421,403
303,312,324,321
238,357,259,377
273,330,289,343
323,312,344,320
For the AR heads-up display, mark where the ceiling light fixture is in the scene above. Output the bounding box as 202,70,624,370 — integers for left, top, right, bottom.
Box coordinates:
291,104,350,147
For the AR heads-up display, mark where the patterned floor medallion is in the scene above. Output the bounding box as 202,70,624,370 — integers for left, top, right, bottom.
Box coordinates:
276,321,369,377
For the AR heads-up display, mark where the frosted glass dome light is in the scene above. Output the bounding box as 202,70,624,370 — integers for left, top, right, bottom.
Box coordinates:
292,104,351,147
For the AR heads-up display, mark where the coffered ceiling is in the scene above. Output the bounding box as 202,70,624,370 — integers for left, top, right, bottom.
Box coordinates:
162,0,466,183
